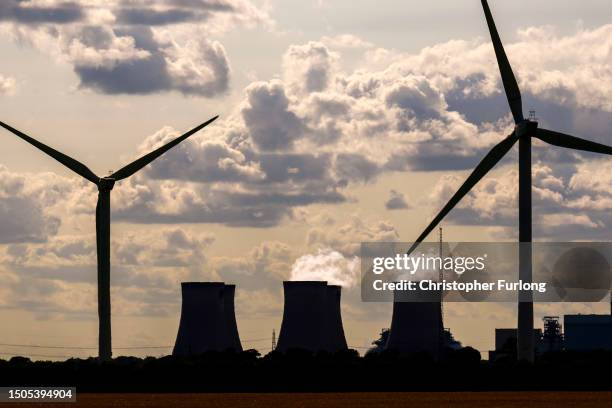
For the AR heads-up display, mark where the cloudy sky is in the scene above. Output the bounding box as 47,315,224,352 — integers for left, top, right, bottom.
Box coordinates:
0,0,610,359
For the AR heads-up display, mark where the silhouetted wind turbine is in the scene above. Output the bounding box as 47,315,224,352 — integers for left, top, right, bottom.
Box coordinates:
0,115,218,360
406,0,612,362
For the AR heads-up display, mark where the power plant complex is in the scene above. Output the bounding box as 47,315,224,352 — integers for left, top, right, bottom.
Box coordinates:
173,280,451,357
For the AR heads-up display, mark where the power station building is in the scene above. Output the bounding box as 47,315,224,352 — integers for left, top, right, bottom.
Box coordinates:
276,281,348,353
489,328,543,360
490,312,612,359
173,282,243,355
564,314,612,351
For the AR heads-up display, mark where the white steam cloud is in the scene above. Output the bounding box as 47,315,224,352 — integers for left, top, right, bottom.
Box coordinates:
290,248,359,287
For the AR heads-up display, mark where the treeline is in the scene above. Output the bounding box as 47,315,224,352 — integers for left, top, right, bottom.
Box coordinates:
1,348,612,392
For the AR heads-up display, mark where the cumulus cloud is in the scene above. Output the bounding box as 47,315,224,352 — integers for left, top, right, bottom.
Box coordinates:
70,26,230,95
290,248,359,287
385,189,410,210
0,1,84,25
241,80,304,151
111,178,345,227
306,216,399,256
385,76,447,119
99,122,345,227
283,41,338,94
133,125,265,183
0,0,268,96
2,23,611,241
215,241,293,289
0,227,216,317
320,34,373,50
0,74,16,95
427,160,611,240
334,153,379,183
0,166,88,244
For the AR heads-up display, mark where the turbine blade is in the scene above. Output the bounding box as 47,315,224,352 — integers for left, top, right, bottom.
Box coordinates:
481,0,524,123
110,115,219,181
535,128,612,155
0,120,99,184
406,132,519,256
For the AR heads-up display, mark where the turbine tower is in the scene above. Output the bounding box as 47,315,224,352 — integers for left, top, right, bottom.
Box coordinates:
406,0,612,362
0,115,218,360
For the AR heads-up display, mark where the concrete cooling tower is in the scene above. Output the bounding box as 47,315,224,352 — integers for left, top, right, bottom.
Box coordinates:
322,285,348,352
276,281,348,353
385,285,443,358
173,282,243,355
223,284,243,352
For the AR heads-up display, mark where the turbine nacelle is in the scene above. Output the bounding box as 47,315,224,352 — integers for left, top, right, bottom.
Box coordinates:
515,120,538,138
98,177,116,191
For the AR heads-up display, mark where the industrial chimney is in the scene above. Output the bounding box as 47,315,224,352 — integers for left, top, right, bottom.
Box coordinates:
173,282,238,355
385,285,443,358
321,285,348,353
223,284,243,352
276,281,327,352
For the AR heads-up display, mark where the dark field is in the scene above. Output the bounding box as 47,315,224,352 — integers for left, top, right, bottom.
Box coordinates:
4,392,612,408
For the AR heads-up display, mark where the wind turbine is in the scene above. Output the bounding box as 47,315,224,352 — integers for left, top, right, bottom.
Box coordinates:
0,115,218,360
406,0,612,362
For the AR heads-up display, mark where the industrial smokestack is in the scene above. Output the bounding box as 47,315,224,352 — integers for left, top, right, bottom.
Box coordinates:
321,285,348,353
385,285,443,358
223,284,243,352
173,282,228,355
276,281,327,352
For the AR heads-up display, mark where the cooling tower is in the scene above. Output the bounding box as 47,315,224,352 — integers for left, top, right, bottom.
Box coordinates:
276,281,328,352
223,284,243,352
385,285,443,358
173,282,228,355
321,285,348,353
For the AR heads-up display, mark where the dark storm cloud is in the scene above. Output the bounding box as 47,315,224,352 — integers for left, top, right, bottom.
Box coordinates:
0,1,84,24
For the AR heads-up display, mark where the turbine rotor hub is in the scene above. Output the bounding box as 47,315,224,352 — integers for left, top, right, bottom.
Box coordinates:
98,177,116,191
515,119,538,138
